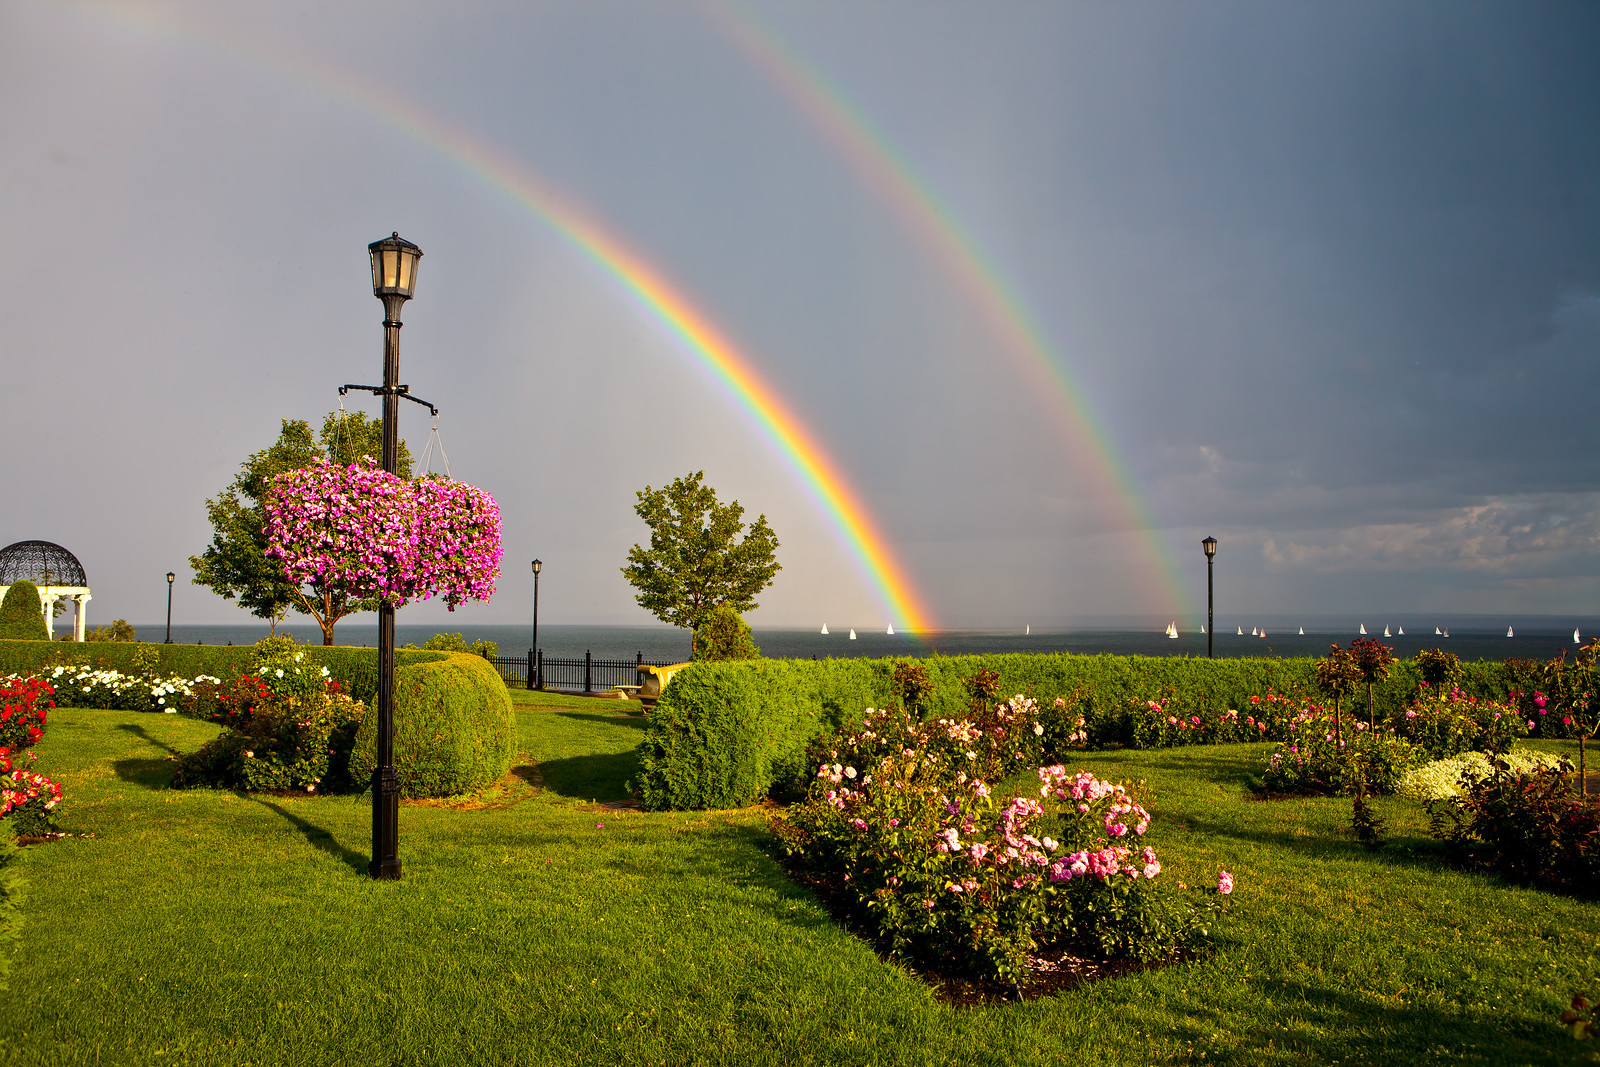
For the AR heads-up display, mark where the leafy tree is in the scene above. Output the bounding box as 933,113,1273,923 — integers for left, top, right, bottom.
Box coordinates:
85,619,138,643
1349,637,1396,727
189,413,411,644
690,604,762,662
1544,639,1598,796
622,471,781,639
0,581,48,641
1314,644,1361,745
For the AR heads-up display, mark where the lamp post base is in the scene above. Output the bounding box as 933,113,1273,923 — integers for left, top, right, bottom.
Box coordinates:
369,765,402,880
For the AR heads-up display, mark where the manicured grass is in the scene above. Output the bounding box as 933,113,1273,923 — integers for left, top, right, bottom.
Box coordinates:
0,710,1595,1065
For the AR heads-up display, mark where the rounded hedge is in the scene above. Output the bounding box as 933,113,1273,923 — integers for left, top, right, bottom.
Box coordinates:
349,651,515,798
0,582,48,642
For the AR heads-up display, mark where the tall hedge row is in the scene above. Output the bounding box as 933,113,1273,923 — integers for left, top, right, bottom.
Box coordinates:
633,652,1521,810
0,639,446,705
349,652,516,797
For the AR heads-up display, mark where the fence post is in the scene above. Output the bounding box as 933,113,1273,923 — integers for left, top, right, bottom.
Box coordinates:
584,650,592,693
636,651,642,668
537,649,544,692
526,649,535,690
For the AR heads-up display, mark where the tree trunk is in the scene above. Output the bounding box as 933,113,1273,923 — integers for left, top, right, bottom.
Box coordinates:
1367,683,1375,728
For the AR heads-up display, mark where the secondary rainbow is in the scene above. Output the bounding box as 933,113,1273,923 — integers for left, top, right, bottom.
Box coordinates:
50,0,934,631
705,0,1193,616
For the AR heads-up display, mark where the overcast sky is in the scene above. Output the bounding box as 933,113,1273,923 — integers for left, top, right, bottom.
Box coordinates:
1,0,1596,631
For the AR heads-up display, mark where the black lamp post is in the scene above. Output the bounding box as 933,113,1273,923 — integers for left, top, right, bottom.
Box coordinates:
357,231,425,881
1201,537,1217,659
530,559,542,691
165,572,175,644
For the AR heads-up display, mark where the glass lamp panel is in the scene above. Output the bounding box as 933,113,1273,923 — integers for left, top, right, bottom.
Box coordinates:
397,249,416,293
370,250,383,293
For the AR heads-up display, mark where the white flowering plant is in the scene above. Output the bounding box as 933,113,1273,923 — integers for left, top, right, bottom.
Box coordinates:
11,666,219,716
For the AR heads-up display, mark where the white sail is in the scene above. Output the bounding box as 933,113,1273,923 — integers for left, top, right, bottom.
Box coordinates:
1259,628,1267,637
1298,627,1304,635
1025,624,1030,635
848,629,857,640
1359,624,1367,635
1167,622,1179,638
1237,626,1244,635
887,624,895,635
1443,628,1450,637
1506,626,1514,638
1576,629,1582,644
1383,626,1391,637
1251,627,1258,636
1200,624,1205,634
1435,627,1441,635
1398,626,1405,635
820,623,829,635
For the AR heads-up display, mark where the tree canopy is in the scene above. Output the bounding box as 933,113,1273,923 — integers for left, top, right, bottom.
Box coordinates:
189,413,412,644
622,471,780,635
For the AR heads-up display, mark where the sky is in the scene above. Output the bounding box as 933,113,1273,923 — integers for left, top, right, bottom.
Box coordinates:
1,0,1596,633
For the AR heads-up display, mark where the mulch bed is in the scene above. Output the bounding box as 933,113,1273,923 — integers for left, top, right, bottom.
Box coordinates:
775,856,1192,1006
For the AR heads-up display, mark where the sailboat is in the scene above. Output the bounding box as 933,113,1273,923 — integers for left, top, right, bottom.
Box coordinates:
848,629,857,640
1298,627,1304,635
1383,626,1391,637
1200,624,1206,634
1166,622,1179,639
1237,626,1244,635
1025,625,1030,635
886,624,895,635
1398,626,1405,635
1251,627,1258,636
820,623,829,635
1359,624,1368,635
1435,627,1442,635
1506,626,1514,638
1259,628,1267,637
1576,628,1582,644
1443,628,1450,638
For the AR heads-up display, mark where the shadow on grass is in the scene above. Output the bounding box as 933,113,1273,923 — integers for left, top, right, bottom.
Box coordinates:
256,799,368,875
534,751,642,802
1172,809,1451,874
115,722,183,757
1162,975,1560,1065
552,711,648,730
111,757,175,789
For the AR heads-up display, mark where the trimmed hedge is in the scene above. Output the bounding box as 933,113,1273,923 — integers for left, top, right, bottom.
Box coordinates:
0,583,48,642
0,640,445,706
349,652,516,798
633,652,1523,810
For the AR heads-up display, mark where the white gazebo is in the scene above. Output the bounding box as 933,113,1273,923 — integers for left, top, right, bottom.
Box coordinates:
0,540,91,641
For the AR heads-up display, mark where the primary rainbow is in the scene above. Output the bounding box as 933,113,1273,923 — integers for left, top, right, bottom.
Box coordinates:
705,0,1193,617
54,0,935,632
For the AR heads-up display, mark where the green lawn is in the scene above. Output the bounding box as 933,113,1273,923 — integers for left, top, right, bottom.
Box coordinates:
0,705,1594,1066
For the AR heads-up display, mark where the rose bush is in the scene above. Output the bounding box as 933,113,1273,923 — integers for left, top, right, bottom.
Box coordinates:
0,676,53,749
1263,701,1425,795
0,747,62,837
172,639,364,794
777,699,1225,985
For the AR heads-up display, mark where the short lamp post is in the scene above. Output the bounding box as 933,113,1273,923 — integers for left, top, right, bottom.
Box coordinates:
530,559,542,691
165,571,175,644
358,231,427,881
1201,537,1218,659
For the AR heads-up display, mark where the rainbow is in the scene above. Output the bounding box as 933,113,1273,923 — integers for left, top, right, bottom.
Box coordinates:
47,0,935,632
705,1,1192,616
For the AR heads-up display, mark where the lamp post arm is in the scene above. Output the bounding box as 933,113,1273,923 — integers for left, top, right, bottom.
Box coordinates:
338,384,439,417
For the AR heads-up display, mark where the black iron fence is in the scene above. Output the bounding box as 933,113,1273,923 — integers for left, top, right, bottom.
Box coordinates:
490,650,678,693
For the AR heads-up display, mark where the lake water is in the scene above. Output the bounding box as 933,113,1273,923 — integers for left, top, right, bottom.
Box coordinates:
141,617,1593,665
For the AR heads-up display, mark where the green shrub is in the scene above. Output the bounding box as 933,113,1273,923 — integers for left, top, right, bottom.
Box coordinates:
0,583,47,642
348,652,515,798
408,632,499,661
691,605,761,662
1429,757,1599,894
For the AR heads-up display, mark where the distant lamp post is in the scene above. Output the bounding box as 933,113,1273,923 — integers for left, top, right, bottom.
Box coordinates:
165,571,175,644
530,559,542,691
1201,537,1218,660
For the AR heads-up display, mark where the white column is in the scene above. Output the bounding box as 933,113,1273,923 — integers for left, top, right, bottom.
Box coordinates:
74,593,91,642
39,592,57,639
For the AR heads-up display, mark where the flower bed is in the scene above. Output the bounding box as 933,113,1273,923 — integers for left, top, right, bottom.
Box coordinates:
0,676,53,748
17,665,220,716
775,698,1227,987
1397,750,1566,801
1262,703,1425,795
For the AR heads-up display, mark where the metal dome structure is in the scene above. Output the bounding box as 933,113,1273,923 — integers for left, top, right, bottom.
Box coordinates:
0,540,91,640
0,540,87,587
